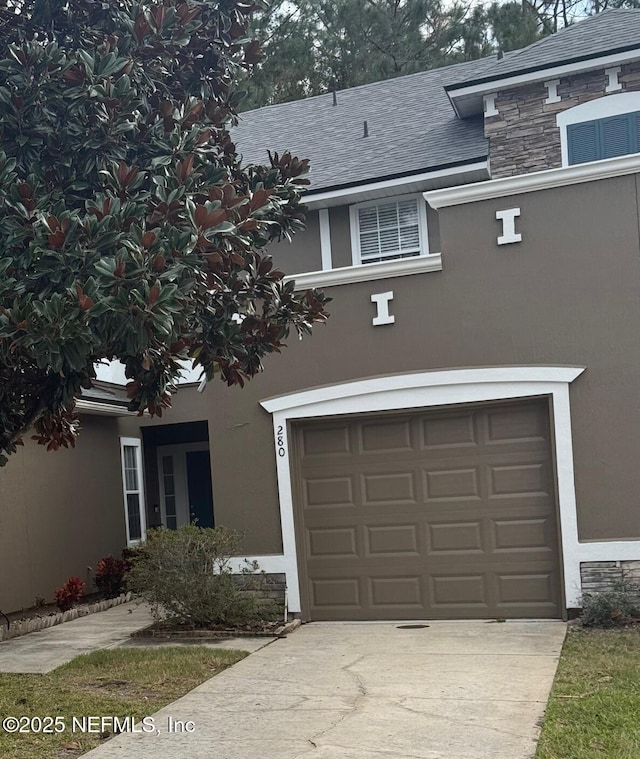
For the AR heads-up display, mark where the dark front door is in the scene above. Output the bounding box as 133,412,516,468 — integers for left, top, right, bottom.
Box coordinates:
186,450,215,528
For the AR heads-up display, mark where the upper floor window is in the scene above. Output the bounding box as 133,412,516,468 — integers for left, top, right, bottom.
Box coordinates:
567,111,640,165
349,195,429,265
558,92,640,167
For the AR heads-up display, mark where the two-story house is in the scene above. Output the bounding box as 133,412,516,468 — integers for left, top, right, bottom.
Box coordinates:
3,9,640,620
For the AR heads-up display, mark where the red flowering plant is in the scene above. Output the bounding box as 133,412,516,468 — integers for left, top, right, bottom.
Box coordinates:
94,555,128,599
54,576,85,612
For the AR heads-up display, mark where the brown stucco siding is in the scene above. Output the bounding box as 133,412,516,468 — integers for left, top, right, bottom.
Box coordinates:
266,209,322,275
487,61,640,178
329,205,352,269
155,172,640,552
116,385,285,556
0,415,124,613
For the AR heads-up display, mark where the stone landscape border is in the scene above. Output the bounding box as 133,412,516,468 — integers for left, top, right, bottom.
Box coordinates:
130,618,302,640
0,592,133,642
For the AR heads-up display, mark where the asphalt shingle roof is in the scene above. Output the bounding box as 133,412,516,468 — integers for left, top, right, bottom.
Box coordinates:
233,11,640,193
448,9,640,89
233,57,496,193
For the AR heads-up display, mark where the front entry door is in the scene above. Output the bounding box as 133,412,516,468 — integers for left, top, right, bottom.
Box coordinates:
157,444,215,529
186,450,214,527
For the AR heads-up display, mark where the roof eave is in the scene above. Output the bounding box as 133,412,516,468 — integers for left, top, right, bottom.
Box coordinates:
302,159,489,208
448,46,640,117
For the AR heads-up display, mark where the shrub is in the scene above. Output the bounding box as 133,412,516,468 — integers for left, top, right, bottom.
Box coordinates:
94,555,128,599
581,582,640,627
121,545,145,574
54,577,85,612
127,525,279,628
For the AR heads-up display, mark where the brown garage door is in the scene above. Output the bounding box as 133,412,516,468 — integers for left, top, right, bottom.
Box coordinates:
293,399,562,620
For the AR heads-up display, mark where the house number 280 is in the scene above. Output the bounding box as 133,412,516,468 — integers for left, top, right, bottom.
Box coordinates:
276,425,286,457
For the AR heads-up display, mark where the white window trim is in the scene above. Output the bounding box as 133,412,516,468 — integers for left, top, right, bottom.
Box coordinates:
252,365,628,615
349,193,430,267
318,208,332,271
557,92,640,166
283,253,442,290
120,437,147,546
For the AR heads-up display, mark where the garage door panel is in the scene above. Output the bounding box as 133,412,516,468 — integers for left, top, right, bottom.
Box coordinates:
360,418,413,453
307,527,358,558
486,406,549,444
428,521,484,553
489,463,551,497
430,575,489,608
362,471,417,504
366,524,420,555
295,400,562,620
421,413,478,448
424,467,481,501
369,576,423,607
496,572,557,605
302,424,352,457
304,476,355,508
311,578,361,609
493,518,555,552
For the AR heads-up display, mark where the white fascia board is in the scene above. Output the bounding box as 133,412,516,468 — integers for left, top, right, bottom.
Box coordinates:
448,48,640,105
95,359,202,387
302,162,489,208
424,152,640,208
284,253,442,290
261,365,585,414
76,399,133,416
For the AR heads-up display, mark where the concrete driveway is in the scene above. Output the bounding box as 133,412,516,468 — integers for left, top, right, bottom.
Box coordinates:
84,620,566,759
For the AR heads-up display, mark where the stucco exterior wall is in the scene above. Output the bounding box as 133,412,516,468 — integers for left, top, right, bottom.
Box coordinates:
265,209,322,274
115,172,640,558
486,60,640,177
0,415,125,613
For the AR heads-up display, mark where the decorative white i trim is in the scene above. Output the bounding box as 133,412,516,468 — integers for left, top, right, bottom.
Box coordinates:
605,66,622,93
496,207,522,245
544,79,561,104
371,291,395,326
483,93,498,118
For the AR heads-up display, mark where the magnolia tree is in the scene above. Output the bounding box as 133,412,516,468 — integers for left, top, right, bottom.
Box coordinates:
0,0,329,465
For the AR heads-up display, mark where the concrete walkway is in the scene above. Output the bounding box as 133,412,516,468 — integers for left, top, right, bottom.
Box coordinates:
0,602,154,673
82,620,566,759
0,603,277,673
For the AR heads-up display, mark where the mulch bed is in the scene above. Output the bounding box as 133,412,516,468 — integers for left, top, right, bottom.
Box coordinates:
131,618,301,640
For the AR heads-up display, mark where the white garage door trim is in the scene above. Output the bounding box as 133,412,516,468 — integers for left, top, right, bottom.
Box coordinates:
259,366,592,615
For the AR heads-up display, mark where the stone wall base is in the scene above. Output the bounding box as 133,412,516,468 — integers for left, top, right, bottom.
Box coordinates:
580,560,640,597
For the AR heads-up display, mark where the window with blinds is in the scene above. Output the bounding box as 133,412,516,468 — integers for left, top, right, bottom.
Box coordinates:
567,110,640,165
356,197,424,263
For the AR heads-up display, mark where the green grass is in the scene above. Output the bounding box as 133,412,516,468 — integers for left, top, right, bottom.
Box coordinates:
536,627,640,759
0,646,246,759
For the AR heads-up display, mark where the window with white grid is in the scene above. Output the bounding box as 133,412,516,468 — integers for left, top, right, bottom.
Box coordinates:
351,196,428,265
120,437,147,545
